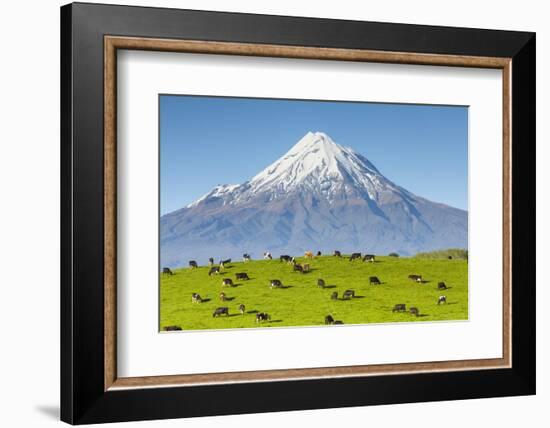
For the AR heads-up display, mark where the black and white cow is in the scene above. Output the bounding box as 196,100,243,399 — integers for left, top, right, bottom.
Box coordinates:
189,260,198,268
317,278,326,288
349,252,362,261
363,254,375,262
325,315,335,325
293,264,304,273
270,279,283,288
243,253,251,262
437,296,447,305
222,278,233,287
238,304,245,315
212,307,229,317
208,267,220,276
331,291,338,300
333,250,342,257
235,272,250,281
438,281,447,290
208,257,214,266
408,274,423,283
392,303,406,313
343,289,355,299
256,312,271,322
409,307,420,317
369,276,381,285
191,293,202,303
280,255,292,263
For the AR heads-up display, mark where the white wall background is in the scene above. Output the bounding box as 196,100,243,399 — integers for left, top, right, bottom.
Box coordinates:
0,0,545,426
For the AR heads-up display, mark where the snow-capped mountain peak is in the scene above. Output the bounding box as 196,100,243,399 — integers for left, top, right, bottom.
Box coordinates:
247,131,392,201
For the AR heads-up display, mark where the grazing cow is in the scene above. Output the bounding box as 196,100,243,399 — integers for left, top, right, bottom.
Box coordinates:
408,274,423,283
243,253,251,262
162,267,173,275
191,293,202,303
302,263,311,272
333,320,344,325
270,279,283,288
238,304,245,315
317,251,322,256
208,257,214,266
263,252,272,260
222,278,233,287
409,307,420,317
349,252,362,261
325,315,335,325
343,289,355,299
280,255,292,263
235,272,250,281
392,303,407,313
208,267,220,276
448,255,453,260
212,307,229,317
363,254,375,263
189,260,198,268
438,296,447,305
304,251,314,259
256,312,271,322
219,292,227,301
220,258,231,266
331,291,338,300
293,264,304,273
438,281,447,290
334,250,342,257
163,325,182,331
369,276,381,285
317,278,326,288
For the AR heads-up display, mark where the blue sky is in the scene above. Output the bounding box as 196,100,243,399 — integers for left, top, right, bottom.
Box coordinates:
160,95,468,215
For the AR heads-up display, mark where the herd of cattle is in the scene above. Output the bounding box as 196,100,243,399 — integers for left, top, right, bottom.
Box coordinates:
161,250,452,330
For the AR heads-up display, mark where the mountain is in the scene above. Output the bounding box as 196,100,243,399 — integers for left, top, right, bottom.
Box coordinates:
161,131,467,267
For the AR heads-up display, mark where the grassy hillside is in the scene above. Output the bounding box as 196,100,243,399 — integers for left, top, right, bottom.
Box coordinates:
160,255,468,331
415,248,468,260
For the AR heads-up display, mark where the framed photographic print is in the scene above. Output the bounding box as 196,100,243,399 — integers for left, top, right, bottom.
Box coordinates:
61,2,535,424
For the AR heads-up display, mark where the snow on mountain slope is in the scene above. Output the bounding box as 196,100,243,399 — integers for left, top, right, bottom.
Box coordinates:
161,131,467,267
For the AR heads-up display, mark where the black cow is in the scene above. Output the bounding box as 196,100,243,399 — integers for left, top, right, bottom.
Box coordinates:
238,304,245,315
189,260,198,268
409,307,420,317
243,253,251,262
331,291,338,300
212,307,229,317
392,303,406,313
191,293,202,303
235,272,250,280
325,315,335,325
163,325,182,331
334,250,342,257
208,257,214,266
317,278,326,288
438,296,447,305
408,274,423,283
349,252,362,261
369,276,381,285
343,289,355,299
317,251,322,256
162,267,173,275
293,264,304,273
438,281,447,290
222,278,233,287
363,254,375,262
270,279,282,288
208,267,220,276
280,255,292,263
256,312,271,322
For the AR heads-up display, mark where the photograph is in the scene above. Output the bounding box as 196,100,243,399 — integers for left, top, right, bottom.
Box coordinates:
159,95,469,330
